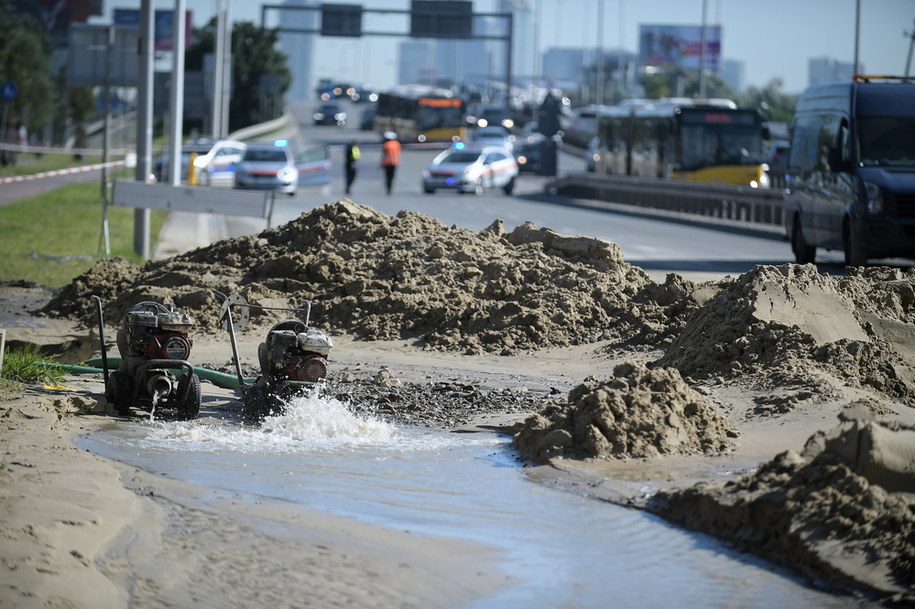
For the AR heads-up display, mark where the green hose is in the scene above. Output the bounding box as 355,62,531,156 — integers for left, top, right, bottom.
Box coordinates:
43,357,255,391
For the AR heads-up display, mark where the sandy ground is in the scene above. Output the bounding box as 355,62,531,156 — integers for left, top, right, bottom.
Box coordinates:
3,322,905,608
1,202,913,606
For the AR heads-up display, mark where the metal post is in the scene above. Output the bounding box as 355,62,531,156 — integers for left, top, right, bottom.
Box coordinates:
99,25,113,258
853,0,861,75
168,0,187,187
134,0,154,260
213,0,227,139
698,0,708,98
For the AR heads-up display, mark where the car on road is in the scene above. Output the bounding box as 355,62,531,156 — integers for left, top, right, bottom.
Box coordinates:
464,103,514,129
515,133,546,174
233,140,298,195
470,125,515,151
313,102,346,126
193,139,247,186
421,143,518,195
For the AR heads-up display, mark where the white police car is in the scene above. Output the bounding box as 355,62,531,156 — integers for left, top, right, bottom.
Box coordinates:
421,143,518,195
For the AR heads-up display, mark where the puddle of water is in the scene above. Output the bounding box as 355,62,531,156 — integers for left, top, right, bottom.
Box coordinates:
77,388,865,609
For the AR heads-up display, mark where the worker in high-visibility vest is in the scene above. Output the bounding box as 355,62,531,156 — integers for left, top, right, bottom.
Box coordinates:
344,139,360,195
187,152,198,185
381,131,400,195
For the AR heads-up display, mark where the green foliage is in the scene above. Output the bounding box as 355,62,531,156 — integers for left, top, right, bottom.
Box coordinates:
231,22,291,130
638,68,739,101
736,78,798,124
1,344,65,386
0,152,103,178
0,182,166,287
186,19,291,131
0,4,53,136
635,70,798,126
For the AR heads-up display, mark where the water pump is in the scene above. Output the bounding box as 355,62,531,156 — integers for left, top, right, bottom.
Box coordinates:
216,293,332,425
94,297,201,419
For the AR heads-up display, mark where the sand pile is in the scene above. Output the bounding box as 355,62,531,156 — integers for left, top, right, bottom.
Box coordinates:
650,408,915,601
512,362,739,462
655,264,915,407
42,201,705,355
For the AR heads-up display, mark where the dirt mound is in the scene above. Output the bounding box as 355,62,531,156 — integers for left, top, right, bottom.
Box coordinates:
655,264,915,407
650,409,915,602
40,201,700,355
512,362,739,462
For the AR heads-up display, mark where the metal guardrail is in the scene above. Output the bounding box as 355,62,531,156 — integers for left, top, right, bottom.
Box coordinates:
545,173,787,228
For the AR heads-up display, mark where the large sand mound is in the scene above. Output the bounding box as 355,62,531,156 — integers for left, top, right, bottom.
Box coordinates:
42,201,703,355
655,264,915,407
650,409,915,601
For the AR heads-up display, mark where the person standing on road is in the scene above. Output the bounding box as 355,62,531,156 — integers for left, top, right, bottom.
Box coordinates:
381,131,401,195
344,139,360,195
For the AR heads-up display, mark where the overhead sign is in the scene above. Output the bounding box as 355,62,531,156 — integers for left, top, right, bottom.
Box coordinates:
639,24,721,70
321,4,363,37
410,0,472,39
67,24,139,87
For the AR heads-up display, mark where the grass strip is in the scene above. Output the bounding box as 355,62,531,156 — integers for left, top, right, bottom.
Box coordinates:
0,182,165,287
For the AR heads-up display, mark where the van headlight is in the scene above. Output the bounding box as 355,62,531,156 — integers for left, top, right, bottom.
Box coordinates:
864,182,884,215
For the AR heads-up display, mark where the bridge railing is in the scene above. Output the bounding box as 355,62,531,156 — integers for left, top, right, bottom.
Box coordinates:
544,173,787,228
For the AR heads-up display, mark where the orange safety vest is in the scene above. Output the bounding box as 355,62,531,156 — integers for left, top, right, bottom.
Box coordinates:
382,139,401,166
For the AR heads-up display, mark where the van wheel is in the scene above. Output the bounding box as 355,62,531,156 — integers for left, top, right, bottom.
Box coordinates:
843,220,867,267
791,218,816,264
502,177,515,195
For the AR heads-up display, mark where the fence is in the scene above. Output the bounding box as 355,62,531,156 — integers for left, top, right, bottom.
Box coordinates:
545,173,787,228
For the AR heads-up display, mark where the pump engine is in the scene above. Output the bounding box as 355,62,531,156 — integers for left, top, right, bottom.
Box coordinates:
242,319,333,424
106,301,201,420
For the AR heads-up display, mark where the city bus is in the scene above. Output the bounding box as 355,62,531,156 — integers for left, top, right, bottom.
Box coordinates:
595,98,770,187
374,85,466,143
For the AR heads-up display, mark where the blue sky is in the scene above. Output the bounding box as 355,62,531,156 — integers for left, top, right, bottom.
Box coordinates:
95,0,913,94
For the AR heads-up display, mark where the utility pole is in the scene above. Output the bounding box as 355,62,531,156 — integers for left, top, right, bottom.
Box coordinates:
905,20,915,78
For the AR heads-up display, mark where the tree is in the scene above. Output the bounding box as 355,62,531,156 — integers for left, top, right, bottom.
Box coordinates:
637,67,738,101
187,18,291,133
229,22,291,131
737,78,797,125
0,4,53,145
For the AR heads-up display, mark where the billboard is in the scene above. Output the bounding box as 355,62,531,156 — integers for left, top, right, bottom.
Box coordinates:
639,24,721,70
114,8,192,51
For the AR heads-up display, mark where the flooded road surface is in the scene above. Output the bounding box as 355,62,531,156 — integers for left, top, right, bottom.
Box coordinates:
77,389,862,609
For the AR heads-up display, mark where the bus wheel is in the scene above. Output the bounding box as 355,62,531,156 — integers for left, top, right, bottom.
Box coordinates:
843,220,867,267
791,218,816,264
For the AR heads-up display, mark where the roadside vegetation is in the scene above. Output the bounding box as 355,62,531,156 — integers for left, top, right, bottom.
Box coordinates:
0,344,66,387
0,182,165,287
0,152,105,178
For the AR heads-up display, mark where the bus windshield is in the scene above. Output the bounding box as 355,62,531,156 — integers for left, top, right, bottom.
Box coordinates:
680,125,765,170
857,116,915,167
417,104,464,132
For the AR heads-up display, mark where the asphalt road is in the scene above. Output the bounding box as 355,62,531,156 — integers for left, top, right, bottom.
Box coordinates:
3,99,856,280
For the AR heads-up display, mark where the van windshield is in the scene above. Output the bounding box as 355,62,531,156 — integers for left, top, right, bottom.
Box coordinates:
857,116,915,167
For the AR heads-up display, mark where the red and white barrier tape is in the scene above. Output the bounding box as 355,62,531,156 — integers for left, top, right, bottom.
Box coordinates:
0,142,133,156
0,160,127,184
